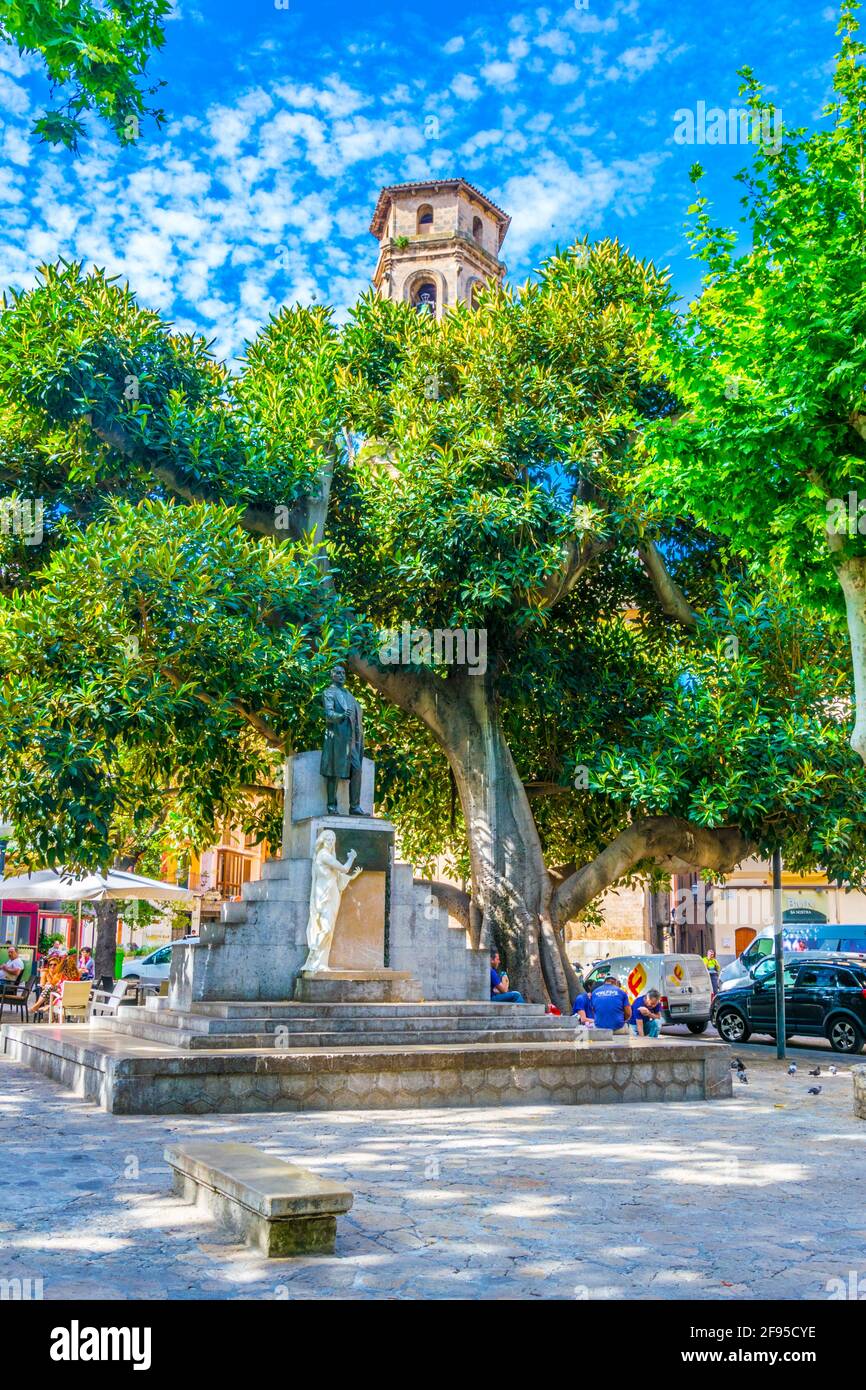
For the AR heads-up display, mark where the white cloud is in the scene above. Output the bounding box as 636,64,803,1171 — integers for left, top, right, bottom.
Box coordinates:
550,62,581,85
452,73,481,101
443,35,465,54
606,31,672,82
494,150,666,261
481,60,519,89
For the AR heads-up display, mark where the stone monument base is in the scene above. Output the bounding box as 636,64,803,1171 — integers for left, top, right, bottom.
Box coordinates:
294,969,423,1003
1,1018,733,1114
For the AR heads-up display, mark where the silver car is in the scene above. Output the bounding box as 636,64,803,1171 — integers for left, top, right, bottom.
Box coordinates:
120,936,198,983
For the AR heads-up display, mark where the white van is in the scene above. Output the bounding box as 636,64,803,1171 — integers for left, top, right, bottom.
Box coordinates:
718,925,866,985
583,954,713,1032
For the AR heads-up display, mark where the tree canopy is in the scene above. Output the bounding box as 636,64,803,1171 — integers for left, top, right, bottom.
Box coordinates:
2,7,866,1003
0,0,170,149
640,1,866,762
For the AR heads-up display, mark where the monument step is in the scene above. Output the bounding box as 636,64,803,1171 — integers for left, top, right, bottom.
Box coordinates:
185,999,555,1019
126,1009,576,1040
106,1005,576,1034
103,1018,582,1049
141,1010,577,1037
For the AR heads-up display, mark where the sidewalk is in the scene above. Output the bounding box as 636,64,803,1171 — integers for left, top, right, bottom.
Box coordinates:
0,1050,862,1300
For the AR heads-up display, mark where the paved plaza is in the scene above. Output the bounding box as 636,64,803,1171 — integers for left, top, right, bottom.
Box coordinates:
1,1048,863,1301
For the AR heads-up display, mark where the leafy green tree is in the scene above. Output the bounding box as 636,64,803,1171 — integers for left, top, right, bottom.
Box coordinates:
640,2,866,764
2,248,866,1007
0,0,170,149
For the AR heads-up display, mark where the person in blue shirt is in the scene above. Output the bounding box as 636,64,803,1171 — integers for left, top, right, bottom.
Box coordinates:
630,988,662,1037
590,976,631,1032
490,950,526,1003
571,979,595,1022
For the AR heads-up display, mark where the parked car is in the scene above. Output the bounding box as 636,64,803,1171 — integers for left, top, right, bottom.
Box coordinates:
120,935,198,983
712,954,866,1053
582,953,713,1033
719,925,866,985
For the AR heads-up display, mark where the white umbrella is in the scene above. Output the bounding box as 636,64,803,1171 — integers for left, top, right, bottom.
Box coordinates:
0,868,193,902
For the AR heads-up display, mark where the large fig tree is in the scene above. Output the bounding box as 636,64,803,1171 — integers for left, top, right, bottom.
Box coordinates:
2,247,866,1006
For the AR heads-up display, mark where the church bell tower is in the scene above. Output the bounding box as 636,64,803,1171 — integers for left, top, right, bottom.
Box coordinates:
369,178,510,318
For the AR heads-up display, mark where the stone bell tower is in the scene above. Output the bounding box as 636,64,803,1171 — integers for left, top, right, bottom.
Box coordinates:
369,178,510,318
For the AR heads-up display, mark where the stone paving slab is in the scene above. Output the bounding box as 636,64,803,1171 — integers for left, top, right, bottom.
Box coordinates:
0,1050,862,1300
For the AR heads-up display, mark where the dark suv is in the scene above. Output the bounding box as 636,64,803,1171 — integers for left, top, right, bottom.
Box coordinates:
712,955,866,1053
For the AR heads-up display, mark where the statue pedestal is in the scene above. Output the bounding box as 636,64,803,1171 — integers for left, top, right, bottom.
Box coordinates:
294,969,423,1004
168,753,489,1009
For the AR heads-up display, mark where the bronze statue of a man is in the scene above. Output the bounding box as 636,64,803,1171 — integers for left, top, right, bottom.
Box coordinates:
320,664,364,815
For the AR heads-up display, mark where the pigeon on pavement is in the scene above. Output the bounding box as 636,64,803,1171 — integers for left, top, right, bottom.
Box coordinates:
809,1066,821,1076
807,1086,822,1095
787,1064,797,1074
829,1066,838,1076
738,1072,749,1084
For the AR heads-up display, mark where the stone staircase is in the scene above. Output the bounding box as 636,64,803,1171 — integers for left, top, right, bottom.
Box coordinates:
103,998,582,1051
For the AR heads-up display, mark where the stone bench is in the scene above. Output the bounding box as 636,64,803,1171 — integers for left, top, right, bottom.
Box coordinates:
164,1141,353,1256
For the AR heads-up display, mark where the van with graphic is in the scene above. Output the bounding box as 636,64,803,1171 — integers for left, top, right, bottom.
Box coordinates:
582,954,713,1033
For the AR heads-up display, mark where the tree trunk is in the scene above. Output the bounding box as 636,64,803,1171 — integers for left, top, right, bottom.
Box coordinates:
835,553,866,765
93,899,119,992
354,659,570,1007
352,658,752,1012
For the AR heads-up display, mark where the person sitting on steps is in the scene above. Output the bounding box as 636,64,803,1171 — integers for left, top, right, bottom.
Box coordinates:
490,950,526,1004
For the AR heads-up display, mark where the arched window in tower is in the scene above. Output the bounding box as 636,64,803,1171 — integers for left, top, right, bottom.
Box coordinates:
413,281,437,314
417,204,434,233
472,215,483,243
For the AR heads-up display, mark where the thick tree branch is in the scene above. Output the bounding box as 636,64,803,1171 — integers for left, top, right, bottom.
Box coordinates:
349,653,461,736
528,534,611,611
549,815,752,928
524,781,572,798
414,879,472,934
162,667,285,752
89,418,334,543
637,538,699,630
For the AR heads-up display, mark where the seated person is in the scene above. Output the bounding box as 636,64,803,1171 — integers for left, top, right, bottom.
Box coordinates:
631,988,662,1037
571,978,596,1022
31,951,79,1020
490,950,526,1004
78,947,94,981
589,975,632,1034
0,946,24,989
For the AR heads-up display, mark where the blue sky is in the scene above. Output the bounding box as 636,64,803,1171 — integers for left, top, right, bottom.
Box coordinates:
0,0,846,364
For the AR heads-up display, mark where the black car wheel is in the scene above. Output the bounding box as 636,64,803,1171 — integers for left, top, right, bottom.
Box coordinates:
716,1007,751,1044
826,1016,864,1054
687,1021,708,1035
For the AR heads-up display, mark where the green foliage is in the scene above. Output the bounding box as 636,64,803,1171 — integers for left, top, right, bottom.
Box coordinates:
0,496,352,867
0,0,170,149
639,2,866,619
1,200,865,893
591,579,866,884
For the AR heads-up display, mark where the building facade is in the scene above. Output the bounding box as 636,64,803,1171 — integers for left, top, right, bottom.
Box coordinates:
370,178,509,316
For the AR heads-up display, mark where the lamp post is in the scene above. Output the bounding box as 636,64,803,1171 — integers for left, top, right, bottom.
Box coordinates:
772,848,786,1061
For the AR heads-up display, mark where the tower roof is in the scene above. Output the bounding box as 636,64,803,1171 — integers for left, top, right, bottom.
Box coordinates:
369,178,511,248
